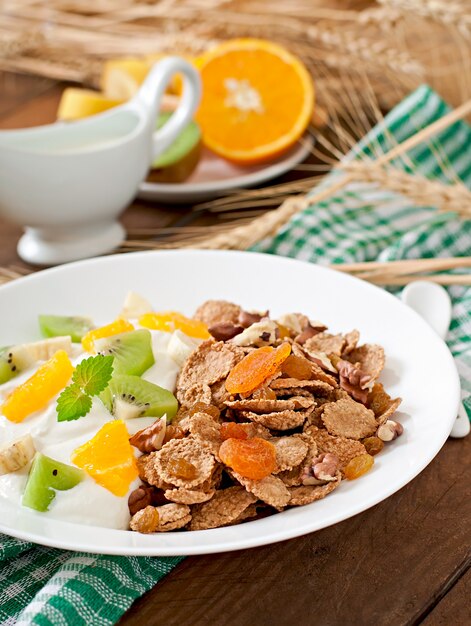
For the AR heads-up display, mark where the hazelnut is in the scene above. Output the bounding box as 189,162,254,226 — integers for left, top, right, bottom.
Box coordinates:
377,419,404,442
238,310,268,328
301,453,340,485
128,485,153,515
295,323,324,345
209,322,244,341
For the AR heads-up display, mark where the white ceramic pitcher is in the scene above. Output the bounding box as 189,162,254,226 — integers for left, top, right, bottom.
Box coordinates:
0,57,201,265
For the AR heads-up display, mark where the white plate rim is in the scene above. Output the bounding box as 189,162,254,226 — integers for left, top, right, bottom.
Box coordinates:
0,250,460,556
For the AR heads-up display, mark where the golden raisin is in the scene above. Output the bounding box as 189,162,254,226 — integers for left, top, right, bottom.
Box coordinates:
344,454,374,480
362,436,384,456
277,323,292,339
132,506,160,533
281,354,312,380
167,457,197,480
252,387,277,400
219,437,276,480
220,422,249,441
367,383,391,417
225,343,291,395
189,402,220,420
163,425,185,444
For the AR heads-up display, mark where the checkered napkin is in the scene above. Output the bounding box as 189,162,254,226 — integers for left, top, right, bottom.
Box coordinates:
1,85,470,625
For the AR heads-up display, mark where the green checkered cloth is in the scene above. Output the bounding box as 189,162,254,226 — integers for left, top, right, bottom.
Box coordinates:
1,84,470,625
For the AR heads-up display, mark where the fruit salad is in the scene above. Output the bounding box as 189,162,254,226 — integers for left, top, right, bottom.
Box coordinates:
0,296,404,534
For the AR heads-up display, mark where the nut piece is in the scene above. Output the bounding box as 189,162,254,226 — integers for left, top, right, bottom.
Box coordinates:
128,485,153,515
130,505,160,533
295,323,326,345
377,419,404,442
301,453,340,484
209,322,244,341
238,310,268,328
230,319,278,347
129,417,166,453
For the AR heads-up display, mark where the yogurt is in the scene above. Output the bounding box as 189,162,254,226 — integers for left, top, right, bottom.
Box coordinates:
0,328,191,529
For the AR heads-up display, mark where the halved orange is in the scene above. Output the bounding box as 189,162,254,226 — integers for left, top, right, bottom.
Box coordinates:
195,38,315,164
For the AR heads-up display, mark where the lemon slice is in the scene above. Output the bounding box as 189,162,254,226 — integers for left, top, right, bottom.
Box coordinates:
101,58,150,99
57,88,123,121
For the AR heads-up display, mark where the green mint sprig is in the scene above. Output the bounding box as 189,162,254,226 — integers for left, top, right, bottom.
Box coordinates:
57,355,114,422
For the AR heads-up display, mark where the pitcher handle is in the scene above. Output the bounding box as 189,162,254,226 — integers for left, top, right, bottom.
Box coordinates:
135,56,201,161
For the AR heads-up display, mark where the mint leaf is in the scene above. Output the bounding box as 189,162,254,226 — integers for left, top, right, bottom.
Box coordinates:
72,355,114,396
57,384,92,422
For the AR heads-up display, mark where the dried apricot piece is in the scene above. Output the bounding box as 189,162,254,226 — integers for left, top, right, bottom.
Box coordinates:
277,324,291,339
219,437,276,480
220,422,249,440
362,436,384,456
225,343,291,395
139,312,210,339
167,457,197,480
344,454,374,480
281,354,312,380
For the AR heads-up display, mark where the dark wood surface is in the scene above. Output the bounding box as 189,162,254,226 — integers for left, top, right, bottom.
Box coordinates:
1,71,470,626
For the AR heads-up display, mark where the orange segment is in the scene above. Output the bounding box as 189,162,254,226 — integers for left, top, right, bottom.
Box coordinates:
139,312,210,339
196,38,315,164
2,350,73,423
81,319,134,353
225,343,291,395
71,420,138,497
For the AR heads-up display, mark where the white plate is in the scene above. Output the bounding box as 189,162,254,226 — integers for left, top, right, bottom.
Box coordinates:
138,138,313,204
0,250,460,556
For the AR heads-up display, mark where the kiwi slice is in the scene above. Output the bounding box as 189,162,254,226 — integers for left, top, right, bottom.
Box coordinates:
39,315,93,343
147,112,201,183
23,453,84,512
95,329,154,377
0,346,31,385
100,374,178,420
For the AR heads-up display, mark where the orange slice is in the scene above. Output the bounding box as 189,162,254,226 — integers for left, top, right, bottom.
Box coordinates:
195,38,315,164
81,319,134,353
2,350,73,423
139,312,210,339
71,420,138,497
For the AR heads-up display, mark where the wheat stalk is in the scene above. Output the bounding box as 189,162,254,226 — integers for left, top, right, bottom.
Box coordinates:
341,162,471,218
379,1,471,37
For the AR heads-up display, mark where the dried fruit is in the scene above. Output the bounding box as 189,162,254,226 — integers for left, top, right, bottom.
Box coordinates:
368,383,392,416
281,354,312,380
225,343,291,395
344,454,374,480
189,402,221,420
220,422,249,440
251,387,277,400
163,425,185,444
362,436,384,456
130,505,160,533
219,437,276,480
167,457,198,480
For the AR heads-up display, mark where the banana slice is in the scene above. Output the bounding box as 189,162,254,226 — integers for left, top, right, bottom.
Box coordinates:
168,329,199,367
0,434,36,475
121,291,153,319
12,336,73,368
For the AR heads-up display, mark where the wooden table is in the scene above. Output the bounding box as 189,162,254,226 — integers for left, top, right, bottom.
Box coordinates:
1,72,470,626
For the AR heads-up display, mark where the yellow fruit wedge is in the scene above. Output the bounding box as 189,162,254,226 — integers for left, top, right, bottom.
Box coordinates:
71,420,138,497
101,58,151,99
2,351,73,423
57,88,124,121
81,319,135,354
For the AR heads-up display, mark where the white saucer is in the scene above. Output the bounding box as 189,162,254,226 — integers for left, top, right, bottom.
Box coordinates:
138,137,313,204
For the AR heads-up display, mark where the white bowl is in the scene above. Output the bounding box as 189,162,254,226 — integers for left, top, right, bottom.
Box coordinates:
0,250,460,555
